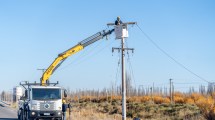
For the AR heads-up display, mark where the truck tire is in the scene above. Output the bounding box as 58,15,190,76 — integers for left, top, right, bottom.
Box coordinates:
26,112,34,120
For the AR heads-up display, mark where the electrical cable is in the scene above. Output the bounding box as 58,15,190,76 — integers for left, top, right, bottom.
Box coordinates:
114,50,121,87
136,24,211,83
124,38,137,89
174,82,208,84
56,28,114,72
57,38,105,71
74,35,115,66
126,49,137,88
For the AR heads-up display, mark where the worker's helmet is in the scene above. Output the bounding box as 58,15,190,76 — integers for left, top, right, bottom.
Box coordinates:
117,16,120,20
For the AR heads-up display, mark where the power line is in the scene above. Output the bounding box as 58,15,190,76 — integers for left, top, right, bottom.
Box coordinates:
57,34,115,72
126,55,136,87
74,36,115,65
57,38,105,71
174,82,208,84
125,41,137,88
114,51,121,86
55,27,112,72
136,24,211,83
174,86,208,89
138,83,169,87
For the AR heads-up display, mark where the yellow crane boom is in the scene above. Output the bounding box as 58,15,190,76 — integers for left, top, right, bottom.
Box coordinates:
41,29,114,86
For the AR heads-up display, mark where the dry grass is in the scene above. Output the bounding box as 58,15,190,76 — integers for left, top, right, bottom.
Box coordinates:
67,92,215,120
67,101,132,120
66,100,204,120
68,108,128,120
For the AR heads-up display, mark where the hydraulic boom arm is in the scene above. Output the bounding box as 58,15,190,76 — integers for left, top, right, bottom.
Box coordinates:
41,29,114,86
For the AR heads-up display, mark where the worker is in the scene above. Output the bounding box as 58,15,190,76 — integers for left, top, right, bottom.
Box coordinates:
68,102,72,113
115,16,123,25
68,102,72,119
62,100,68,120
24,102,28,119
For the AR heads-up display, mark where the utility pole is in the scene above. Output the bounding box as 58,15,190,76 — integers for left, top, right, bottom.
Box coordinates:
153,82,154,95
150,87,153,102
169,78,173,104
108,18,136,120
172,82,174,103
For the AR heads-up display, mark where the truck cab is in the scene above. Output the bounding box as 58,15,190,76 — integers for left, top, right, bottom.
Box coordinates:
18,85,64,120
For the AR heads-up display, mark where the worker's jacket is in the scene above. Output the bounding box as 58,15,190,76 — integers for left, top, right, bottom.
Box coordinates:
62,103,68,112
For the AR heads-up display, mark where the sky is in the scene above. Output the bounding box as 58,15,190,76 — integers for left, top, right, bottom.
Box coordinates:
0,0,215,93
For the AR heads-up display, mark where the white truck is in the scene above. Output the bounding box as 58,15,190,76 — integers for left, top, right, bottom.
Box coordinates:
18,82,67,120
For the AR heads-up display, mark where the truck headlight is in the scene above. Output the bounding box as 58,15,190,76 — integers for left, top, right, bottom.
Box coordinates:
58,112,61,115
31,112,36,115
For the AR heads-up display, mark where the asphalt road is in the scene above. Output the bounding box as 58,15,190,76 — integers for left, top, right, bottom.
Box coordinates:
0,101,17,120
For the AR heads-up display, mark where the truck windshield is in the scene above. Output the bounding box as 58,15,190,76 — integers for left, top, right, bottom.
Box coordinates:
32,88,61,100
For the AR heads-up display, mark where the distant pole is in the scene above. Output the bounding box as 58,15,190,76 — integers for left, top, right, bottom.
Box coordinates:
150,87,153,102
169,79,173,104
169,78,173,104
153,82,154,94
172,82,174,103
106,89,108,102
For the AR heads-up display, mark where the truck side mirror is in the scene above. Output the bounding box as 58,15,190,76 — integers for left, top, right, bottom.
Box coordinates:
64,90,68,98
25,90,28,99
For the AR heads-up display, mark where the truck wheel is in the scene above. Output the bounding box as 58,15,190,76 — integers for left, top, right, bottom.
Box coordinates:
26,112,33,120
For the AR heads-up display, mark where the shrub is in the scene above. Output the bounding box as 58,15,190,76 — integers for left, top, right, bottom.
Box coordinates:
174,96,184,104
191,93,204,102
153,96,164,104
140,96,150,103
185,98,195,104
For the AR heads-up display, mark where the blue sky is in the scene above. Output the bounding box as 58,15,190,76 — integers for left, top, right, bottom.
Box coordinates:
0,0,215,92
